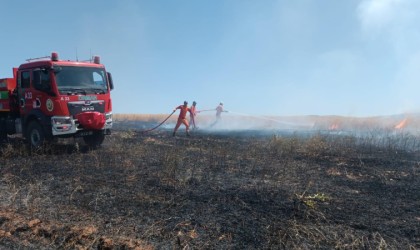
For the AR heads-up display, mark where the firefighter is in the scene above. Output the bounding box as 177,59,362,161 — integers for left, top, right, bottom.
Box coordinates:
190,101,198,130
173,101,193,136
216,102,225,118
210,102,228,127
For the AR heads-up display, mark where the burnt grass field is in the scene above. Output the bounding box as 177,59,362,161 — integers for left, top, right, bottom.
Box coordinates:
0,125,420,249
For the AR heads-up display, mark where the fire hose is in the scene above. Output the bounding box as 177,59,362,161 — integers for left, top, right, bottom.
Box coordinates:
139,110,176,133
197,109,216,112
139,107,223,133
198,109,229,113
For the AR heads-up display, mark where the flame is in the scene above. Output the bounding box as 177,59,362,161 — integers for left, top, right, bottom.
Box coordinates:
394,118,408,129
329,123,339,130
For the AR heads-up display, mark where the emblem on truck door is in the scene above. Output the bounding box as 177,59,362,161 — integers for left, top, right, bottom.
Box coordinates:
46,99,54,111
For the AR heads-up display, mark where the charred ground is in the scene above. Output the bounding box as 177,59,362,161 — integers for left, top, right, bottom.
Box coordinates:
0,127,419,249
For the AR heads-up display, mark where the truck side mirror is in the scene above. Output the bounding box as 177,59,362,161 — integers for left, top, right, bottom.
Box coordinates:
107,72,114,90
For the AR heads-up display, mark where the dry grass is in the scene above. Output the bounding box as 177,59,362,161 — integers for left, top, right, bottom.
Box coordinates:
114,113,216,128
114,113,171,122
0,124,419,249
114,113,420,132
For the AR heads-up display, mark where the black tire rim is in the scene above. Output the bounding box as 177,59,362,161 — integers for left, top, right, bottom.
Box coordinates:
31,129,41,146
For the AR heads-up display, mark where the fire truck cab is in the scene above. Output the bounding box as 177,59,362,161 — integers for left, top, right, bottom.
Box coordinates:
0,52,114,148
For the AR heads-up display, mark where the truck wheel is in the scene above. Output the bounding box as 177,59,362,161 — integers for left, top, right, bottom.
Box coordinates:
27,121,45,149
83,131,105,148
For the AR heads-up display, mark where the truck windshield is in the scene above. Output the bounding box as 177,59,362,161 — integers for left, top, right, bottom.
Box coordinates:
54,66,108,95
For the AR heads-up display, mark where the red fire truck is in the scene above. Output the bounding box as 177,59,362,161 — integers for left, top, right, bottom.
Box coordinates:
0,52,114,148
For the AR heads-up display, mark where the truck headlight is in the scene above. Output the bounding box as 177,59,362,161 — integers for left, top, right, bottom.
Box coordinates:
105,112,112,121
51,116,72,132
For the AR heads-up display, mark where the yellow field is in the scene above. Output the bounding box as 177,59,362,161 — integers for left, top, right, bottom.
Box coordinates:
113,113,216,125
113,113,173,122
113,113,420,134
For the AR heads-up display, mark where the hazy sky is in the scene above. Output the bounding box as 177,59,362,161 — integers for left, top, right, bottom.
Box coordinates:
1,0,420,116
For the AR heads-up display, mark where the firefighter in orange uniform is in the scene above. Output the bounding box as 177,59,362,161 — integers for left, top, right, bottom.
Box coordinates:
189,101,198,130
173,101,192,136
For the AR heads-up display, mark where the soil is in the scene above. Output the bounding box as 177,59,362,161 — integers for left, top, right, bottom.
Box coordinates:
0,126,419,249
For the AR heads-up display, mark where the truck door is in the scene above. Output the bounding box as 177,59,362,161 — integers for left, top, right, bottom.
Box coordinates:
32,68,52,114
18,70,32,116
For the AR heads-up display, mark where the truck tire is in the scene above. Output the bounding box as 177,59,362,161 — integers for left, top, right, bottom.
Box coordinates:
83,131,105,148
27,121,45,149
